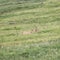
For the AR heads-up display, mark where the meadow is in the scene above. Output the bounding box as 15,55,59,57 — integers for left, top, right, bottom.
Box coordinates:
0,0,60,60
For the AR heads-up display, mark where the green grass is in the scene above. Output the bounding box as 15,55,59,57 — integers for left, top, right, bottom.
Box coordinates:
0,0,60,60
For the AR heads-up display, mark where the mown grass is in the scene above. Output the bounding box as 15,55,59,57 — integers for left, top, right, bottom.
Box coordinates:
0,0,60,60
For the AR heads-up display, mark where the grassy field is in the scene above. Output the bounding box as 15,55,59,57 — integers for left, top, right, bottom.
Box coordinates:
0,0,60,60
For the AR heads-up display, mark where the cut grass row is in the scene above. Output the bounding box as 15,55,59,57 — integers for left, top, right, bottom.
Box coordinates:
0,0,60,60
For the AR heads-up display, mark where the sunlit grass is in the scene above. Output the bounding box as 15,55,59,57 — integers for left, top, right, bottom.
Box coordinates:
0,0,60,60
